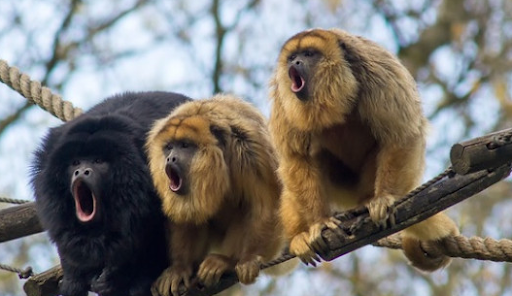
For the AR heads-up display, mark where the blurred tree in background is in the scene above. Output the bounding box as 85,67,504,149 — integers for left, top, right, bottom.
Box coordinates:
0,0,511,295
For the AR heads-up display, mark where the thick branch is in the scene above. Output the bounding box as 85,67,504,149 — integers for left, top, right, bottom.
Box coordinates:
22,164,511,296
0,202,42,243
320,164,511,260
23,266,62,296
450,127,512,175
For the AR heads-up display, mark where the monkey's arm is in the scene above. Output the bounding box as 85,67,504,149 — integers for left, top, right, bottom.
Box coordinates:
279,152,342,265
367,141,425,224
230,174,283,285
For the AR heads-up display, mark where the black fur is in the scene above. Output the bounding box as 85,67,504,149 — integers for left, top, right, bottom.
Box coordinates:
31,91,191,296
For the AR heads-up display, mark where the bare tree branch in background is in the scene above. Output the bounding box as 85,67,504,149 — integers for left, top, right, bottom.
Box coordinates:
0,0,150,137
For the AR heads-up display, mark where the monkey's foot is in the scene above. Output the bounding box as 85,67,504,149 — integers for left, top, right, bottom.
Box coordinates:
235,256,262,284
289,232,321,266
151,265,192,296
289,217,342,266
309,217,344,256
197,254,233,287
367,195,396,227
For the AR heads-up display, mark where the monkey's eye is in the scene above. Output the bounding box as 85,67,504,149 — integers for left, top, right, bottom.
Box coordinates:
304,50,315,57
288,54,297,62
94,158,103,164
165,142,174,151
72,160,80,166
181,141,189,149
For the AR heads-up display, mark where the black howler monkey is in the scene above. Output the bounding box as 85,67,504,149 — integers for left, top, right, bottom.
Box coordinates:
32,91,190,296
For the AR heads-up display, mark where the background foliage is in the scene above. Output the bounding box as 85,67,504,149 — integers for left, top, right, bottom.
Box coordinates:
1,0,512,295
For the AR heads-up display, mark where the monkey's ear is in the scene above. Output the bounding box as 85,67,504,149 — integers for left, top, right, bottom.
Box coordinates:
210,125,227,147
338,39,360,68
338,40,347,51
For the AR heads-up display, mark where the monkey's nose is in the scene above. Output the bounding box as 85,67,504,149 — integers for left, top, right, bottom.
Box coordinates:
74,168,93,177
166,156,177,163
71,167,94,186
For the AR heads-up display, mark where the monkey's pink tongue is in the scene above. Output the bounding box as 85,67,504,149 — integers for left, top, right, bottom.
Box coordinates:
169,170,182,192
73,181,97,223
289,66,305,92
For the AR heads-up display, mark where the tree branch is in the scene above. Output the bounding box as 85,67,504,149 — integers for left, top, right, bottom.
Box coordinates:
20,163,511,296
0,202,42,243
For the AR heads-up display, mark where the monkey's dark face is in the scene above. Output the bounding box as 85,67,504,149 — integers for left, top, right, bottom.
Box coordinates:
69,158,108,223
273,28,359,131
34,115,148,229
287,49,321,101
163,139,197,196
147,108,231,224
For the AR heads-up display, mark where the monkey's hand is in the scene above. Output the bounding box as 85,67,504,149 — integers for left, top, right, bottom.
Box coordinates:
90,267,123,296
289,217,341,266
235,255,262,284
367,194,396,227
197,254,233,287
151,265,192,296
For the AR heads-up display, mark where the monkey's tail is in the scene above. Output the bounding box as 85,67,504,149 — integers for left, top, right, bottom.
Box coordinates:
400,212,459,271
401,236,451,272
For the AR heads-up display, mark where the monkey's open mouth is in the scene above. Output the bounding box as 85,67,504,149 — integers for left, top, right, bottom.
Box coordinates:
166,164,183,193
289,66,306,93
72,180,97,223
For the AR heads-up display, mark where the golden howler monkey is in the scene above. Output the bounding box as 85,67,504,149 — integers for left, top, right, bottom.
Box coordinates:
269,28,459,271
146,94,285,296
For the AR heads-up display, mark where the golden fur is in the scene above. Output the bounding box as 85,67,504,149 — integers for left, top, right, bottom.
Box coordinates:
269,28,459,271
146,94,285,296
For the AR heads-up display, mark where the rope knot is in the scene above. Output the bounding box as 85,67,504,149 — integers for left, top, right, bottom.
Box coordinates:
18,266,33,279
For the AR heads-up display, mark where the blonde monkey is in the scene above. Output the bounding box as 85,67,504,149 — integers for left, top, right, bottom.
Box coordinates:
269,28,459,271
147,94,290,296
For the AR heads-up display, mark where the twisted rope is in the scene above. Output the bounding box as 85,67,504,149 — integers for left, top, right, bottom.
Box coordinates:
0,263,34,279
0,197,31,204
260,252,296,270
375,234,512,263
0,59,82,121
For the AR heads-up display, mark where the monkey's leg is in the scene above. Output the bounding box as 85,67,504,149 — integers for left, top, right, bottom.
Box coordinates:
279,155,339,265
368,140,425,226
197,213,264,285
152,222,202,296
220,219,263,285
